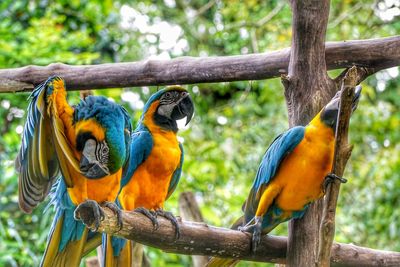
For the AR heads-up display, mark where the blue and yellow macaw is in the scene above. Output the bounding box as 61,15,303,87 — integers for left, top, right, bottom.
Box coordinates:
207,86,362,267
15,76,132,267
101,86,194,266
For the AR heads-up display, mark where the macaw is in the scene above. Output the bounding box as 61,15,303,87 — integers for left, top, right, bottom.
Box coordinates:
101,86,194,266
15,76,132,267
207,86,362,267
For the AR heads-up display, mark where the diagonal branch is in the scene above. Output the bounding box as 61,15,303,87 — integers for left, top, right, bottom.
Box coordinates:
74,205,400,266
0,36,399,93
317,66,361,267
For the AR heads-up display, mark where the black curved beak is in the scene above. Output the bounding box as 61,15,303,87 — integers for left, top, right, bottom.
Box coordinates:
351,85,362,113
171,92,194,125
79,139,110,179
80,155,109,179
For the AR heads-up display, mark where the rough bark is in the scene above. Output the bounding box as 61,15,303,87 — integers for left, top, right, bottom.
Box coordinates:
178,192,209,267
73,205,400,266
0,36,399,93
284,0,335,266
317,67,361,266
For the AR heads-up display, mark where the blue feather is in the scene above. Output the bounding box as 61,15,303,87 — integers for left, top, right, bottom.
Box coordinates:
120,129,154,188
244,126,305,223
166,142,184,199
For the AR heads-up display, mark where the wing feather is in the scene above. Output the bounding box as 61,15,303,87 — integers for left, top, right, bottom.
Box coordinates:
243,126,305,220
166,142,184,200
16,79,60,213
120,129,153,188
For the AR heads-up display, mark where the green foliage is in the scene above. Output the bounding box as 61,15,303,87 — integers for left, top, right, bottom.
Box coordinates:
0,1,399,266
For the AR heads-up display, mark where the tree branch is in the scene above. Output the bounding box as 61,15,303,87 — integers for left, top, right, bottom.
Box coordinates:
74,205,400,266
178,192,208,267
0,36,398,93
317,66,360,266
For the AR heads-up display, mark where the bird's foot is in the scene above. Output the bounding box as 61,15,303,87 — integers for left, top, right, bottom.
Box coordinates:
155,209,181,240
323,173,348,193
238,216,263,253
74,199,104,231
101,201,123,231
134,207,159,230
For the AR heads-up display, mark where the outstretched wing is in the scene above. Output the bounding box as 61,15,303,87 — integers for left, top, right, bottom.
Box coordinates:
45,76,80,187
243,126,305,220
166,142,184,200
120,129,153,188
15,79,60,213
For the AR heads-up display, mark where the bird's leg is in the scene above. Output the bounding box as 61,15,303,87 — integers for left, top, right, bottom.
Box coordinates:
134,207,159,230
101,201,123,231
238,216,263,252
156,209,181,240
251,216,263,253
323,172,348,193
237,217,256,232
74,199,105,231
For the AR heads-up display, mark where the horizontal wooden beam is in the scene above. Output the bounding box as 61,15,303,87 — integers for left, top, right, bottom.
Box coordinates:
74,205,400,266
0,36,399,93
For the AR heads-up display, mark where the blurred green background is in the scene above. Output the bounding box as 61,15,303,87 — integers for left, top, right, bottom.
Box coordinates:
0,0,399,266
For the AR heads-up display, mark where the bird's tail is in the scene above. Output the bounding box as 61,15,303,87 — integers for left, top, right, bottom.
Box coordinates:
206,257,240,267
102,235,144,267
40,214,100,267
206,216,245,267
41,180,101,267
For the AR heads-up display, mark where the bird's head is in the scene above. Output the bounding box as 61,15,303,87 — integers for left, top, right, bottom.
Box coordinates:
75,96,132,179
320,85,362,129
142,86,194,132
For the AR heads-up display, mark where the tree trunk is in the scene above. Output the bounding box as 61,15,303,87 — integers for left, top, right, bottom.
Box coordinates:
284,0,337,266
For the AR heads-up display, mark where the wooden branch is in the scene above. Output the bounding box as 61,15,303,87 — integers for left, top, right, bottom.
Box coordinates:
0,36,399,93
178,192,209,267
317,67,359,266
285,0,333,266
73,205,400,266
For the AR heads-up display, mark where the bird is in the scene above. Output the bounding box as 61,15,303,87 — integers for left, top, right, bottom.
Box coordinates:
101,86,194,266
15,76,132,267
207,86,362,267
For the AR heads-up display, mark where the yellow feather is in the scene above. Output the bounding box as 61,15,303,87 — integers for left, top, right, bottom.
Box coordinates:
31,124,41,180
41,216,63,267
83,234,102,256
206,257,240,267
38,118,49,179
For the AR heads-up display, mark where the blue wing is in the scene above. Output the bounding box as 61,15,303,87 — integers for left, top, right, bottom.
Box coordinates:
120,127,153,188
15,78,60,213
243,126,305,221
166,142,184,200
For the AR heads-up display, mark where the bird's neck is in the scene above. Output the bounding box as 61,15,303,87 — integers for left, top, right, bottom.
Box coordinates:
307,111,335,141
143,101,178,136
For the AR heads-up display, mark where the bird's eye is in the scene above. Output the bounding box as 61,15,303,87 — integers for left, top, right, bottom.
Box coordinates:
165,92,171,98
181,91,187,97
102,146,109,155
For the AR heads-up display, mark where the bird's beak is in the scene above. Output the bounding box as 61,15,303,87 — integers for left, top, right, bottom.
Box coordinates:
351,85,362,112
80,139,110,179
178,92,194,125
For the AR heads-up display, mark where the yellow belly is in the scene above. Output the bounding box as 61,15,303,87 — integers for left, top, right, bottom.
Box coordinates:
274,129,335,211
119,135,181,211
67,169,122,205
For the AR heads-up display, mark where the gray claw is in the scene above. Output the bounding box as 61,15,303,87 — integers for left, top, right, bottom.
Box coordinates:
102,201,123,231
134,207,159,230
156,209,180,240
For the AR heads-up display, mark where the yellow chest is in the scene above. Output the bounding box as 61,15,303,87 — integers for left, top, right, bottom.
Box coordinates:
273,125,335,211
120,131,181,210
